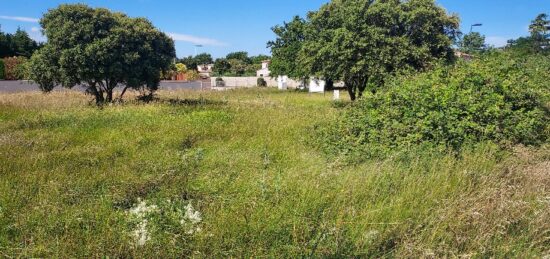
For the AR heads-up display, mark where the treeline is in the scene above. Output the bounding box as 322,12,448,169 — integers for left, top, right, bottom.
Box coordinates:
0,27,41,58
177,52,270,77
0,26,42,80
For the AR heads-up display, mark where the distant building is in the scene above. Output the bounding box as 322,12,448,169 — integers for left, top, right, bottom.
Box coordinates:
257,60,271,77
197,64,214,79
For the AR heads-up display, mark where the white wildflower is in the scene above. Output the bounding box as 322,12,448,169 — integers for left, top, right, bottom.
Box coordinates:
133,219,150,246
185,203,202,224
180,202,202,234
127,198,158,246
128,198,158,217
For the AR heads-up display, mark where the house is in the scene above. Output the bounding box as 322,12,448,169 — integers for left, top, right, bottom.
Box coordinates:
197,64,214,79
256,60,271,77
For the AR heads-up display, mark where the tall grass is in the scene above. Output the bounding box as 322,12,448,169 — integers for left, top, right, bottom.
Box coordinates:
0,89,548,257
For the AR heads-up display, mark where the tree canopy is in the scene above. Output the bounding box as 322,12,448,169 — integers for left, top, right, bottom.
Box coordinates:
28,4,175,103
269,0,459,100
179,53,213,70
268,16,308,79
459,32,487,54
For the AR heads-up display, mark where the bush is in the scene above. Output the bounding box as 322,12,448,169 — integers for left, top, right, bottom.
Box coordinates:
0,59,4,80
215,77,225,87
3,56,28,80
257,77,267,87
319,52,550,160
185,70,200,81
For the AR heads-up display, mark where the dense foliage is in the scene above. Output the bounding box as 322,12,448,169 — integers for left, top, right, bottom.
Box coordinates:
2,56,28,80
319,52,550,160
0,27,40,58
27,4,175,103
268,16,308,79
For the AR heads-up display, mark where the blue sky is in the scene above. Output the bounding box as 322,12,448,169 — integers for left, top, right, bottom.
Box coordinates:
0,0,548,58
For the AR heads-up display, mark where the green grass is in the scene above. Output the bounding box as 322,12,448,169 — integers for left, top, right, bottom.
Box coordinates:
0,89,549,257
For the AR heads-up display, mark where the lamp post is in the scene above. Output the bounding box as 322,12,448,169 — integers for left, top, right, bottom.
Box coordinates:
194,44,203,56
470,23,483,33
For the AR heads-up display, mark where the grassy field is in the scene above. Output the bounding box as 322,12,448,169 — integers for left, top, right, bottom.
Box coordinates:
0,88,549,257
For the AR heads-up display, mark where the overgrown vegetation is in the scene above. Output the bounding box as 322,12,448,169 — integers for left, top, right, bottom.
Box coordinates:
318,52,549,161
0,89,548,257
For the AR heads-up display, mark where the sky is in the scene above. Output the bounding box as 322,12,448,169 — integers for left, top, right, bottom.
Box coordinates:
0,0,548,58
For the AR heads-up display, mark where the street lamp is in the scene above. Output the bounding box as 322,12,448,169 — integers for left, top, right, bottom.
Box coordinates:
194,44,203,56
470,23,483,33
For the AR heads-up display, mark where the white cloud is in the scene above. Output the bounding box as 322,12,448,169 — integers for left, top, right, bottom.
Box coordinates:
486,36,509,48
27,27,46,42
167,32,227,47
0,15,39,23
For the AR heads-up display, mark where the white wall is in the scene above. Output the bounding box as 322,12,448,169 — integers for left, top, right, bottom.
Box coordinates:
211,77,303,88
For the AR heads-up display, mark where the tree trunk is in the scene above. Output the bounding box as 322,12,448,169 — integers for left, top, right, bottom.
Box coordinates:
87,83,104,104
346,85,356,101
119,86,130,101
105,89,113,103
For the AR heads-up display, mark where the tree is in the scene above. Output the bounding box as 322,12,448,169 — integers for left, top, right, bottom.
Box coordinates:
179,53,213,70
10,28,39,57
194,53,213,65
250,54,271,64
268,16,309,79
0,26,9,57
0,25,40,58
228,59,247,76
226,51,251,64
213,58,231,76
529,13,549,51
460,32,486,54
286,0,459,101
28,4,175,103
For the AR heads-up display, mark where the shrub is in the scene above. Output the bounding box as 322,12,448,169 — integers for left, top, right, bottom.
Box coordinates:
185,70,200,81
257,77,267,87
3,56,28,80
215,77,225,87
319,52,550,160
0,59,4,80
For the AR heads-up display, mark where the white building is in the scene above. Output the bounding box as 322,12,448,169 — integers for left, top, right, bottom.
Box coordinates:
256,60,271,77
197,64,214,79
308,78,326,93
